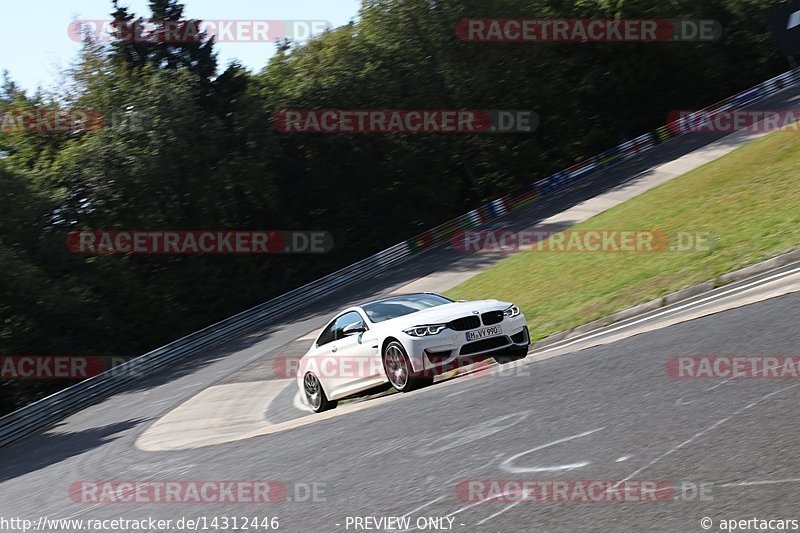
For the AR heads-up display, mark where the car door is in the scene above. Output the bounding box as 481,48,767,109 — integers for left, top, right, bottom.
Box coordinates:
324,311,382,398
303,318,337,379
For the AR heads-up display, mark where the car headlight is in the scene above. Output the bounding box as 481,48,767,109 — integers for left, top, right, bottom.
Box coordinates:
503,305,521,318
403,324,446,337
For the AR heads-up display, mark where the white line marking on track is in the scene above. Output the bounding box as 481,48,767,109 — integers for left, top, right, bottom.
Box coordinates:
717,479,800,487
398,496,445,521
675,365,772,405
613,383,800,489
500,427,604,473
416,412,530,456
475,489,535,526
439,488,531,528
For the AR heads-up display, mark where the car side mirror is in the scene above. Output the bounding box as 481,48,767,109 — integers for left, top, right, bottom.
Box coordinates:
342,323,367,337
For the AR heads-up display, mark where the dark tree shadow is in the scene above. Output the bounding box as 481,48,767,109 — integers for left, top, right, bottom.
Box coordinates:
0,418,147,482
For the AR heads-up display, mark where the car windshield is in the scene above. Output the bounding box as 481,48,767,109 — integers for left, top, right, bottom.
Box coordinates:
362,294,453,323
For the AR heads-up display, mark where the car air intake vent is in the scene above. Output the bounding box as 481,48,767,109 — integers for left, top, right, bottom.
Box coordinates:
460,337,510,355
481,311,504,326
448,316,481,331
511,329,528,343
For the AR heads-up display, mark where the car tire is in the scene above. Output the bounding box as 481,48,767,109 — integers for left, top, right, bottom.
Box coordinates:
383,341,433,392
493,346,529,365
303,372,337,413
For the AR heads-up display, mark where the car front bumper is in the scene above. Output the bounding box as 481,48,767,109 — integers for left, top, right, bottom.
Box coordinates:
403,314,529,373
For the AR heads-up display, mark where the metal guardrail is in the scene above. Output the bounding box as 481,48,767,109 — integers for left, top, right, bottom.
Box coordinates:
1,67,799,448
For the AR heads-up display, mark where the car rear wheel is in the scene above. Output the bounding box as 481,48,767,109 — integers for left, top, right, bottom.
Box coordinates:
304,372,337,413
383,341,433,392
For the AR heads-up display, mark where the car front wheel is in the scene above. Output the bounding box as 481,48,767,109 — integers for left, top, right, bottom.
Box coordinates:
383,341,433,392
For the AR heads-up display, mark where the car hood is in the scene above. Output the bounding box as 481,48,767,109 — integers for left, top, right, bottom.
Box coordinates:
376,299,511,329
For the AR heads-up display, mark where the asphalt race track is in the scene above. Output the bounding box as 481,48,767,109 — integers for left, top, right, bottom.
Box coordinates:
1,279,800,532
2,85,800,533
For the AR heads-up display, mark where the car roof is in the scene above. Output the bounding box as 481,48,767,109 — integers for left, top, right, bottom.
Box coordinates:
320,294,446,325
316,293,450,335
358,292,444,307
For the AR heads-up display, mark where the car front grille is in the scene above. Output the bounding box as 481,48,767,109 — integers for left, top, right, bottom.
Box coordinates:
460,336,510,356
481,311,504,326
448,316,481,331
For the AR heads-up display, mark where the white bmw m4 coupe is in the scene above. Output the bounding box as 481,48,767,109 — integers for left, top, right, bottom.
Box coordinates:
297,293,530,412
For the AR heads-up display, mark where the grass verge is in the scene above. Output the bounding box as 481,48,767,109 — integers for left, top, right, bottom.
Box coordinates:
446,130,800,341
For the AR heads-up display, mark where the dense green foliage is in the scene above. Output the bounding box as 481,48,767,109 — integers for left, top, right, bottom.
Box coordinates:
0,0,789,413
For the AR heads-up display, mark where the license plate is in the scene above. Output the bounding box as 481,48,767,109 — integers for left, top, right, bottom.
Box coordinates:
466,326,502,342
